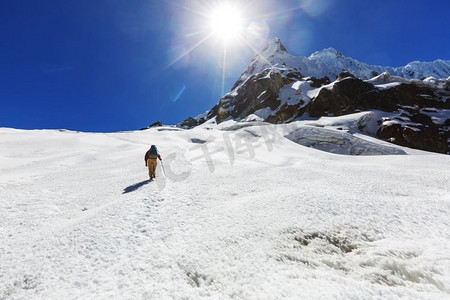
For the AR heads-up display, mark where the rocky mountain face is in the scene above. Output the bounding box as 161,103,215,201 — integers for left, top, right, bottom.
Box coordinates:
180,38,450,154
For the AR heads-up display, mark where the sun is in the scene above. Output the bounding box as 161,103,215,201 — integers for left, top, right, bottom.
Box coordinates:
168,1,261,94
208,2,244,42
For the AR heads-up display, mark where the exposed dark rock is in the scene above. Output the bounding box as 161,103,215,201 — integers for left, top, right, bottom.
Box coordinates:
149,121,162,127
337,71,356,81
386,84,445,109
177,115,208,129
266,103,303,124
216,70,284,122
309,76,331,88
411,113,433,126
179,117,199,129
307,77,449,119
207,104,219,120
283,70,303,81
140,120,162,130
377,123,448,154
307,77,376,117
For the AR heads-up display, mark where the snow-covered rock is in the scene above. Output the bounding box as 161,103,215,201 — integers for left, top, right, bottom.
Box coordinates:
285,125,406,155
189,38,450,154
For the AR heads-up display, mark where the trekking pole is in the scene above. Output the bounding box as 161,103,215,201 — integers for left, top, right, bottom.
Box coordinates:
160,160,167,177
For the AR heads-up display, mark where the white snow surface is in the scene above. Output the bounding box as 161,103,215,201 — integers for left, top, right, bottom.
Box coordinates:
285,125,406,156
1,125,450,299
278,80,315,108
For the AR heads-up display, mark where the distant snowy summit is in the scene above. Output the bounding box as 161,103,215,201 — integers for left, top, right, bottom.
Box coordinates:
178,38,450,154
240,38,450,81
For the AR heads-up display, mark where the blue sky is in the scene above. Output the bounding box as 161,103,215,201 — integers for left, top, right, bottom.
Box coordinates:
1,0,449,132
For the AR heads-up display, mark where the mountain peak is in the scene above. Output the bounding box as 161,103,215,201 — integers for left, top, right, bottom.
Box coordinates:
309,47,344,59
260,37,288,55
238,38,290,80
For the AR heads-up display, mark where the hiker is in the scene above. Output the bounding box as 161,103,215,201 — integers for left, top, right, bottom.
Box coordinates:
145,145,162,180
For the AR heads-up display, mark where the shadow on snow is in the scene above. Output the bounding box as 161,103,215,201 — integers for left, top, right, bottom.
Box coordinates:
123,180,151,194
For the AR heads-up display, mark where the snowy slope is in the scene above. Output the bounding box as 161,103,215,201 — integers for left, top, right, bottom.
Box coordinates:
1,126,450,299
240,38,450,81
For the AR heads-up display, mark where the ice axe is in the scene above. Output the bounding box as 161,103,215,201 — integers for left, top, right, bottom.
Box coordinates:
160,159,166,177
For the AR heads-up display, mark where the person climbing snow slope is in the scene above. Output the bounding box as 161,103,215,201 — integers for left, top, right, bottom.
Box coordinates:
145,145,162,180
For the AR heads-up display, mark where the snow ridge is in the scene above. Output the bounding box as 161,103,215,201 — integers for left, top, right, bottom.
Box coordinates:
241,38,450,81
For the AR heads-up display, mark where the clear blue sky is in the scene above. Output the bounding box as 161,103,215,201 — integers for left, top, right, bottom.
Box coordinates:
1,0,449,132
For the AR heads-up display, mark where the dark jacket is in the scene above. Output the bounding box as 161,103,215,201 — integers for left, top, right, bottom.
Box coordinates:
145,148,161,166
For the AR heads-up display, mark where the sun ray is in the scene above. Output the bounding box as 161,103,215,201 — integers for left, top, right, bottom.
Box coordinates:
185,30,208,39
221,42,228,96
238,35,274,68
166,33,213,68
169,1,211,19
257,6,303,20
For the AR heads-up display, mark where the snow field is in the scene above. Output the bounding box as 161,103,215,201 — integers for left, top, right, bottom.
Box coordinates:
1,125,449,299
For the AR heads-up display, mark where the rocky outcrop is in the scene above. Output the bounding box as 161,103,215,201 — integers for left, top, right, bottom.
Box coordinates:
308,76,376,117
141,120,162,130
377,122,449,154
215,69,286,122
309,75,446,116
178,115,207,129
178,117,199,129
177,38,450,154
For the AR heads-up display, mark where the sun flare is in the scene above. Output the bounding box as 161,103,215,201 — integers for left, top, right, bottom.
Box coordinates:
208,3,244,42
